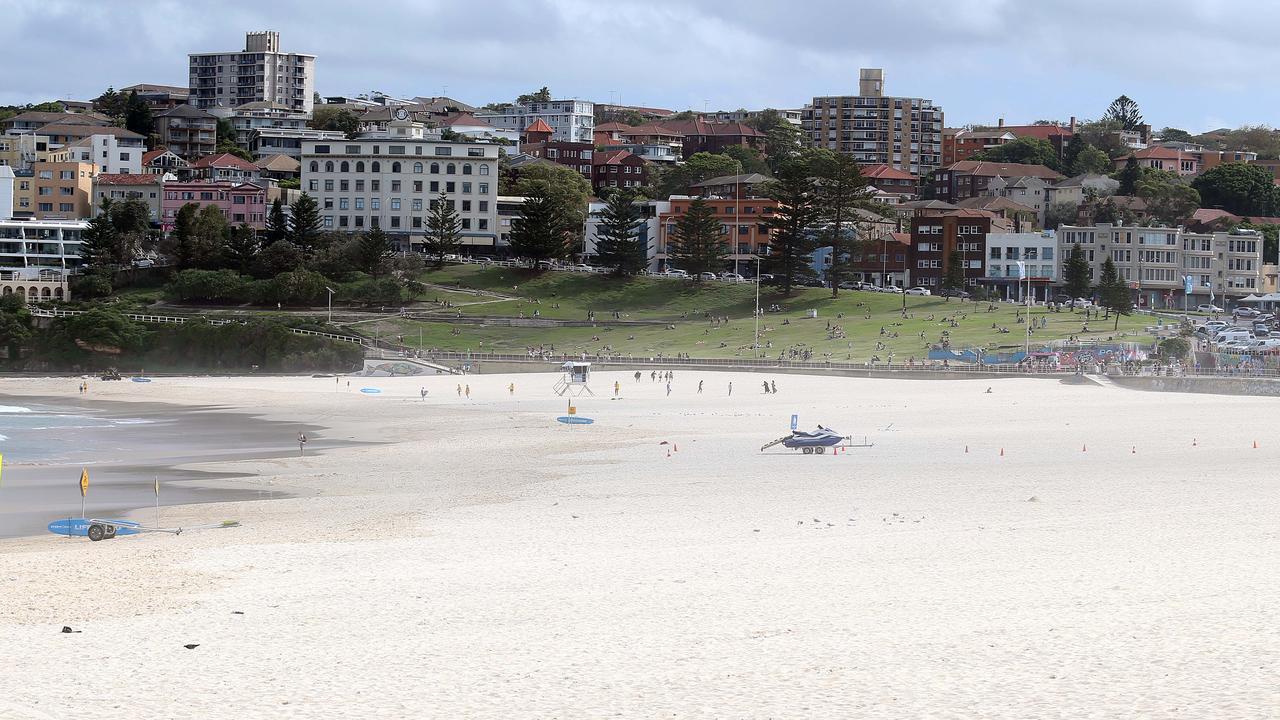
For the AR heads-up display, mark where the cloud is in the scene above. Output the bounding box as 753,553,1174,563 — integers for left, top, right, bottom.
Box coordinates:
2,0,1278,133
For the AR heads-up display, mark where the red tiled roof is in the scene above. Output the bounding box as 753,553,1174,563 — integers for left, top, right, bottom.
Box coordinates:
944,161,1064,180
1130,146,1181,160
190,153,259,171
593,149,638,165
95,173,160,185
888,232,911,245
524,119,554,134
1000,124,1073,140
595,122,633,132
656,119,763,138
440,113,494,128
861,163,917,180
620,124,684,138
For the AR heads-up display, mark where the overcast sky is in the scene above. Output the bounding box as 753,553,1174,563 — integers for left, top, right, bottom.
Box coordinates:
4,0,1272,133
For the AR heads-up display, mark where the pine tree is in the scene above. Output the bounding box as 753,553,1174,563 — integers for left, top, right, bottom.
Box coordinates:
79,202,119,273
1117,155,1141,195
811,152,870,297
668,197,727,279
592,191,647,275
1062,242,1092,301
124,90,153,139
762,160,820,295
358,226,393,276
1062,134,1085,176
942,249,966,297
265,198,288,244
224,224,259,274
423,193,462,267
288,193,324,254
508,186,572,261
169,202,199,270
192,204,229,269
1098,257,1132,329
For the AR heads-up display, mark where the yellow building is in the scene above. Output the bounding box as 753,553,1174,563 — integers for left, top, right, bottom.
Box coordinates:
0,134,53,170
14,161,97,220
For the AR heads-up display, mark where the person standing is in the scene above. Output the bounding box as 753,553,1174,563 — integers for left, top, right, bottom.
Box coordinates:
465,384,471,399
771,380,777,394
728,381,733,396
614,380,621,397
634,371,641,383
420,387,427,401
298,432,308,456
456,384,462,396
508,382,515,395
666,382,672,397
697,380,703,394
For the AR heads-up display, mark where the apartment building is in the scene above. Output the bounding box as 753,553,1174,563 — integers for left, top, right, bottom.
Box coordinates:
160,181,267,231
656,196,779,272
190,153,261,183
942,128,1016,165
93,173,171,225
523,138,593,180
300,117,501,250
54,132,145,174
13,161,96,220
249,128,347,160
475,99,594,143
583,198,669,272
1,110,109,135
984,231,1059,301
860,164,918,201
0,218,87,274
142,147,189,176
155,104,218,159
932,161,1064,203
1058,224,1263,308
591,150,648,195
801,68,944,174
0,133,53,170
699,109,802,126
189,31,316,113
119,83,191,113
909,211,1011,290
209,101,310,149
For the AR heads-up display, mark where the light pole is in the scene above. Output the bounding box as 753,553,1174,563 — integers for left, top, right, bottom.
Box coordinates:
881,233,887,288
734,175,741,278
325,286,336,325
754,255,761,357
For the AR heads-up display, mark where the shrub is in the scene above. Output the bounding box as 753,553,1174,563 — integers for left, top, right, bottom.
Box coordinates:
166,269,251,303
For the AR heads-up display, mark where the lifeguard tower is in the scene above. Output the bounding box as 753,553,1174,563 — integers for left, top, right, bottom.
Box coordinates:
553,361,594,396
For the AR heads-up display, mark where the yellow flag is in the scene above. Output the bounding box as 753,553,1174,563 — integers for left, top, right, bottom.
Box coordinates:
79,468,89,497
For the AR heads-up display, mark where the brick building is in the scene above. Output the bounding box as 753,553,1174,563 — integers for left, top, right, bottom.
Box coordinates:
161,181,267,231
657,196,779,272
909,210,1011,291
931,161,1064,203
591,149,647,194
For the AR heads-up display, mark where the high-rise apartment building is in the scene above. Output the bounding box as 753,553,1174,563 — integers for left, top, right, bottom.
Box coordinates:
801,68,943,175
189,31,316,114
475,99,595,143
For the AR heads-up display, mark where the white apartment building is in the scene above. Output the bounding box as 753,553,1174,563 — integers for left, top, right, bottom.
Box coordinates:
476,100,595,143
300,117,500,251
1059,224,1262,308
189,31,316,114
56,133,144,174
985,231,1058,301
583,199,669,272
0,218,87,273
250,127,347,160
209,101,310,149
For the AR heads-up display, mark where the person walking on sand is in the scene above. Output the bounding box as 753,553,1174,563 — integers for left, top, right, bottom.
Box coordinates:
508,382,515,395
762,380,770,394
298,432,307,456
614,380,620,397
634,371,641,383
456,383,462,397
666,382,672,397
770,380,777,394
465,384,471,399
698,380,704,394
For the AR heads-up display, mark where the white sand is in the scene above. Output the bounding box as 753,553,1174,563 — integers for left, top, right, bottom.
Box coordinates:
1,371,1278,718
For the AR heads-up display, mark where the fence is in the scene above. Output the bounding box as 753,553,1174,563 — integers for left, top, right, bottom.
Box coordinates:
27,308,370,346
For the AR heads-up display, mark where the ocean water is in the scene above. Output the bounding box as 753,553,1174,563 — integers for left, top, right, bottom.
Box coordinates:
0,401,157,465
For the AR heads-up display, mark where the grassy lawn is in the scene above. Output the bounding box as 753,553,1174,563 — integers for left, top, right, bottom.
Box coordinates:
360,266,1160,361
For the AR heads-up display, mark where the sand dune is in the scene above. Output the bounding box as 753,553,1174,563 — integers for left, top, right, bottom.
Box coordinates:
1,371,1278,718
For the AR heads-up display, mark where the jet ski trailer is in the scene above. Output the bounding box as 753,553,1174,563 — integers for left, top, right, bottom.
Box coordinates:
760,426,872,454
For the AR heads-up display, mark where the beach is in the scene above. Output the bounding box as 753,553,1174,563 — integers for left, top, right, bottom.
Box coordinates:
1,371,1278,718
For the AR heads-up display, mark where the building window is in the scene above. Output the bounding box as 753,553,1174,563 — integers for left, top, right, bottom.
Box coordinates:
324,180,334,191
462,182,472,194
478,164,489,176
339,198,349,210
391,180,401,192
462,164,472,175
325,161,334,172
412,199,422,211
354,198,364,210
310,161,319,172
461,218,471,230
430,181,439,192
478,219,488,230
435,147,451,156
446,182,455,193
371,199,380,210
391,162,401,173
340,161,349,172
478,183,488,194
356,161,365,172
446,163,456,175
372,161,381,172
391,199,401,210
413,162,423,174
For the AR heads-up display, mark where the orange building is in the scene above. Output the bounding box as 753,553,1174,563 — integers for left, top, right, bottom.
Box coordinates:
657,196,779,271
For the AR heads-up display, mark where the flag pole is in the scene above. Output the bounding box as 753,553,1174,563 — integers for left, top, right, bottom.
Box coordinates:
155,475,160,527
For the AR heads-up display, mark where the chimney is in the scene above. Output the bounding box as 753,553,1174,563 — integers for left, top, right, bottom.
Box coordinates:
997,118,1004,128
1070,116,1077,133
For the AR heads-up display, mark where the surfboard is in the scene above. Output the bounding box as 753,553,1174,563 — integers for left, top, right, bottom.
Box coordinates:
556,416,594,424
131,377,152,383
47,518,141,537
359,387,382,394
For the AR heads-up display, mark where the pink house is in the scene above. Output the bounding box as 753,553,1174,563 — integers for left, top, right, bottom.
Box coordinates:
161,181,267,231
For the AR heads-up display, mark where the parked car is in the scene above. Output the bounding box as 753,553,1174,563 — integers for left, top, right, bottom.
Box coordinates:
939,288,970,299
1197,303,1224,314
1074,298,1095,308
855,281,879,291
880,285,903,293
698,272,718,281
1233,306,1260,318
719,272,746,283
756,273,775,283
664,269,688,278
1252,324,1270,337
905,286,932,296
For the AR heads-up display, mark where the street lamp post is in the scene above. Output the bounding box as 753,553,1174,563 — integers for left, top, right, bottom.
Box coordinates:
325,286,336,325
754,255,761,357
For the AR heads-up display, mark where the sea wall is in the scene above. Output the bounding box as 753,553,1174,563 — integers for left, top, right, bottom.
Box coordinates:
1109,375,1280,397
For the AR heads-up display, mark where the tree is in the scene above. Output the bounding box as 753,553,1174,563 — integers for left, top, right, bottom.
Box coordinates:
124,90,153,139
941,249,966,298
423,193,462,267
1191,162,1279,216
94,87,128,124
1062,243,1092,301
82,198,150,270
508,185,573,261
761,160,820,295
1160,127,1194,143
254,240,305,279
1045,200,1079,230
668,197,727,279
224,224,259,274
1137,175,1201,225
1116,156,1141,195
1062,134,1085,174
1103,95,1143,131
512,162,592,234
810,151,870,297
748,110,802,171
357,227,393,276
0,294,32,361
1157,337,1190,361
1075,118,1130,159
265,198,288,244
592,191,648,275
1070,145,1112,176
1097,257,1132,329
309,107,361,139
970,136,1061,170
721,145,770,175
168,202,199,270
1238,222,1280,264
79,205,119,273
191,204,229,269
287,193,324,253
516,87,552,105
649,152,741,199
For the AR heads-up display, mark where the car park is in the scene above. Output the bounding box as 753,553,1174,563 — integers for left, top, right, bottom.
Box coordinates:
905,286,932,296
